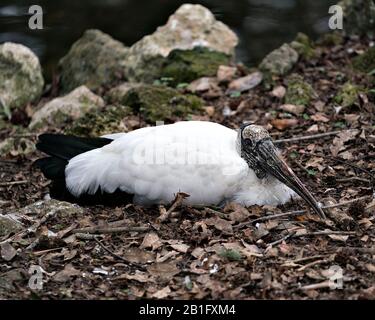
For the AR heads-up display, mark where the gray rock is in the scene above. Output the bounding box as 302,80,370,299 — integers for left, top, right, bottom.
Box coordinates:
259,43,299,76
0,43,44,115
59,29,129,92
14,199,84,219
29,85,104,130
0,214,23,237
125,4,238,82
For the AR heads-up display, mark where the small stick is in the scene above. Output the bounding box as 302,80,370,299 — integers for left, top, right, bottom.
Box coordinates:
297,259,331,272
72,226,149,235
274,130,355,144
0,180,28,187
300,280,331,291
234,195,371,229
336,177,371,184
292,230,356,238
93,237,146,270
266,232,295,247
157,192,189,223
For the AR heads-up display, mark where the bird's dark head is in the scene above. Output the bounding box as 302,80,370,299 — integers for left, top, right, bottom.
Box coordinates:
239,123,326,219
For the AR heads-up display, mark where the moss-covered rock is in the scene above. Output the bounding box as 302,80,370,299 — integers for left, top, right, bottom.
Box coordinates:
160,47,231,85
0,43,44,116
259,43,299,76
58,29,129,93
0,137,35,157
29,86,104,130
65,104,132,137
339,0,375,38
290,33,317,60
124,4,238,83
352,47,375,75
334,82,364,107
285,74,316,106
106,83,142,104
121,85,203,122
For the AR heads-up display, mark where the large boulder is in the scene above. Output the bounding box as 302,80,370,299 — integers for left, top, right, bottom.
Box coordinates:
259,43,299,76
125,4,238,83
0,43,44,115
120,85,203,123
58,29,129,93
339,0,375,38
29,86,104,130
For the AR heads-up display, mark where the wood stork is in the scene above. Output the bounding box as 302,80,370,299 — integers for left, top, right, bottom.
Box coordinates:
36,121,325,218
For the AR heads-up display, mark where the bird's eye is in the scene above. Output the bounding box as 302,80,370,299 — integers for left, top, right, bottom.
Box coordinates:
243,138,254,148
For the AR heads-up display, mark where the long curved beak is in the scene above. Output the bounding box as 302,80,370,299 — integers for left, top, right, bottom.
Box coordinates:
256,139,326,219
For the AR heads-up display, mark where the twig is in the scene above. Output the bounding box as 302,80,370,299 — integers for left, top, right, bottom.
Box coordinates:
292,230,356,238
297,259,331,272
336,177,371,184
157,192,189,223
72,225,149,234
274,130,355,144
266,232,295,247
93,237,146,270
0,180,28,187
234,195,371,229
300,280,331,291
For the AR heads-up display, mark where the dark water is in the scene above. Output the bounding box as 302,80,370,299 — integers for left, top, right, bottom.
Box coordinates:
0,0,337,80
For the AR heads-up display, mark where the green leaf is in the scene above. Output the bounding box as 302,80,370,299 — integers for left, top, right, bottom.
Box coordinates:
307,169,317,176
334,121,346,128
230,91,241,98
176,82,189,89
289,151,299,159
303,113,310,120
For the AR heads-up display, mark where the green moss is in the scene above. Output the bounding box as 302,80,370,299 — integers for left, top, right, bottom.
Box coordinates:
122,85,203,123
352,47,375,75
219,249,243,261
160,47,231,86
285,74,316,106
65,105,132,137
334,82,364,107
317,31,344,47
290,33,317,59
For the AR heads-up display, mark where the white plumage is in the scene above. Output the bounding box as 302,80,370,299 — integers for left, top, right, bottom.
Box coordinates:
65,121,296,207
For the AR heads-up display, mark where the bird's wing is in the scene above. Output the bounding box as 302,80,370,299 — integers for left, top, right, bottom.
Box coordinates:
65,121,248,205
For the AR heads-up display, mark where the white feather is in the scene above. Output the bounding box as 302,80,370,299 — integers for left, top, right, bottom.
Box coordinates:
65,121,296,206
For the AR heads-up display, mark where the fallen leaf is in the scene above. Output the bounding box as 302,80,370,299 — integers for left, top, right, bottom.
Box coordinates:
279,104,305,115
311,113,330,122
330,129,359,156
147,262,180,281
123,247,155,264
205,216,233,234
270,86,286,99
152,286,171,299
140,232,162,251
170,243,190,253
228,71,263,93
53,264,80,282
217,65,237,83
271,118,298,130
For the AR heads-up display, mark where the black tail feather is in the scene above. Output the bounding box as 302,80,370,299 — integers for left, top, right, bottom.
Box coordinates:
34,134,131,206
